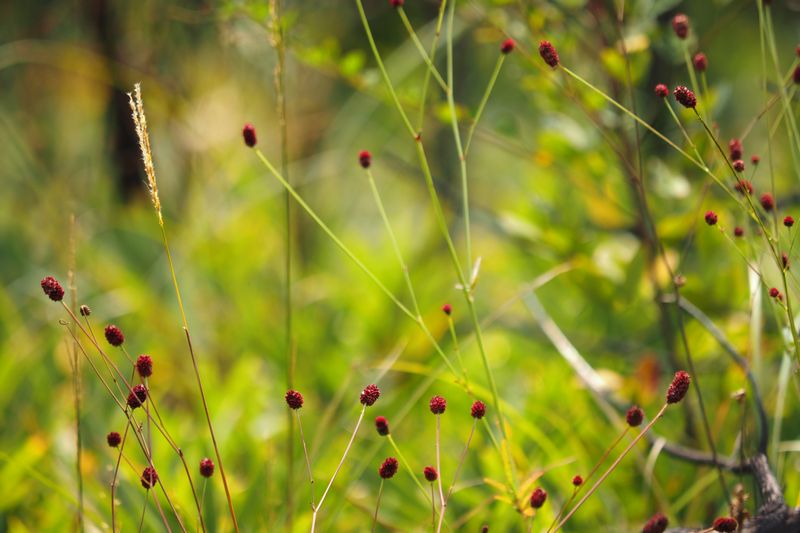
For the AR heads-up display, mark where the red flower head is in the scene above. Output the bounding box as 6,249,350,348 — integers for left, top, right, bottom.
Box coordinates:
358,150,372,169
127,384,148,409
379,457,398,479
442,303,452,316
760,193,775,211
199,457,215,478
693,53,708,72
642,513,668,533
40,276,65,301
429,395,447,414
769,287,780,298
734,227,744,237
529,487,547,509
424,466,438,482
501,38,515,54
136,355,153,378
729,139,743,161
471,400,486,419
107,431,122,447
732,159,745,172
782,252,790,270
104,325,125,347
794,65,800,85
712,517,738,532
572,475,583,487
242,123,257,147
360,384,381,406
389,0,404,6
672,13,689,39
285,389,304,410
666,371,691,404
481,526,489,533
375,416,390,436
734,180,753,195
141,466,158,489
784,216,794,228
673,86,697,108
751,154,760,165
654,84,669,98
79,304,91,316
538,41,560,68
704,211,718,226
626,405,644,427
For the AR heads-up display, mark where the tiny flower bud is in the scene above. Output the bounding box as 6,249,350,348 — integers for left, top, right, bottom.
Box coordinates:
760,193,775,211
107,431,122,447
358,150,371,168
127,384,148,409
751,154,760,165
673,86,697,108
242,123,257,148
141,466,158,489
626,405,644,427
481,526,489,533
704,211,718,226
442,303,452,316
424,466,438,482
693,53,708,72
471,400,486,419
389,0,404,6
104,325,125,347
729,139,743,161
199,458,215,478
379,457,398,479
734,226,744,237
501,38,515,54
360,384,381,406
782,252,790,270
784,216,794,228
40,276,65,301
734,180,753,195
538,40,559,68
375,416,390,436
136,355,153,378
769,287,780,299
79,304,91,316
732,159,745,172
794,65,800,85
672,13,689,39
642,513,668,533
429,395,446,414
666,371,691,404
285,389,304,410
530,487,547,509
572,475,583,487
654,84,669,98
712,517,738,532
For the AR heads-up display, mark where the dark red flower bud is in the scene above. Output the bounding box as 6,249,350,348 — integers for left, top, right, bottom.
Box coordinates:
693,53,708,72
729,139,743,161
626,405,644,427
783,252,790,270
442,303,452,315
199,457,215,478
424,466,438,482
734,180,753,195
673,86,697,108
375,416,390,436
40,276,65,301
136,355,153,378
285,389,304,410
733,159,745,172
642,513,668,533
760,193,775,211
529,487,547,509
666,371,691,404
794,65,800,85
471,400,486,419
712,517,738,532
672,14,689,39
104,325,125,347
358,150,371,168
538,40,559,68
751,154,760,165
481,526,489,533
429,395,446,414
734,227,744,237
127,384,148,409
107,431,122,447
389,0,404,6
572,475,583,487
141,466,158,489
769,287,780,299
784,216,794,228
501,38,515,54
79,304,91,316
360,384,381,406
654,84,669,98
242,123,257,147
704,211,718,226
379,457,398,479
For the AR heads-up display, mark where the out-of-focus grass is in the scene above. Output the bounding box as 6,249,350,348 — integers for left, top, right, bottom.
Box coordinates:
2,0,799,531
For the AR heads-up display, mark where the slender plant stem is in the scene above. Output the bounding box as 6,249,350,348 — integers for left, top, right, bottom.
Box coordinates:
397,7,448,91
417,0,448,130
295,410,315,508
663,99,703,162
446,314,469,391
435,415,446,533
437,420,475,531
552,404,669,532
111,419,132,532
386,435,432,503
312,406,367,531
464,55,505,157
371,479,385,533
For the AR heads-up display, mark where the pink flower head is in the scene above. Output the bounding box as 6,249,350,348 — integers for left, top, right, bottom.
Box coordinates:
732,159,745,172
442,303,452,316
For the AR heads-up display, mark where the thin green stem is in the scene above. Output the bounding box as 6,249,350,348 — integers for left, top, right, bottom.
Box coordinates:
663,99,702,162
446,315,469,391
387,435,432,503
417,0,448,130
295,410,315,508
435,414,445,533
397,7,448,92
437,420,475,531
464,55,506,157
371,479,385,533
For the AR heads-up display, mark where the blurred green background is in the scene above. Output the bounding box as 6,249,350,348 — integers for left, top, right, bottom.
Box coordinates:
2,0,800,531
